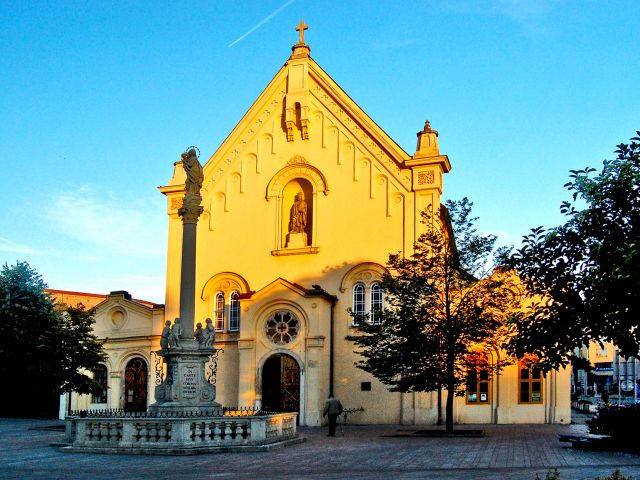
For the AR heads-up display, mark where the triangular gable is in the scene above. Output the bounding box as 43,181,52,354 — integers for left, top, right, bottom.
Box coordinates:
248,277,309,301
306,59,411,179
198,46,414,197
94,293,153,317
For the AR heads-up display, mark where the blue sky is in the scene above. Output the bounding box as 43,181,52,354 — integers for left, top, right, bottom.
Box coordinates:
1,1,638,303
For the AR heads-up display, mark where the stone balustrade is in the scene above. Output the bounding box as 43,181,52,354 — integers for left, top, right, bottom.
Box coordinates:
63,412,299,454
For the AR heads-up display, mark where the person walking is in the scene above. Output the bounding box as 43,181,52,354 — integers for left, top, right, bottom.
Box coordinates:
323,394,343,437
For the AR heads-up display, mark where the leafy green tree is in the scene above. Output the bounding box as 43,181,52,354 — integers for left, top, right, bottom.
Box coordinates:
348,198,518,431
0,261,106,417
504,132,640,370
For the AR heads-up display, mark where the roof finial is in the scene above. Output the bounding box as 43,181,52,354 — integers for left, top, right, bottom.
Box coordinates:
290,20,311,59
295,20,308,44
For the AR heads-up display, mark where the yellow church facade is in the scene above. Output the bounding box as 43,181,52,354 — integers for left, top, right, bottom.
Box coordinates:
61,29,571,426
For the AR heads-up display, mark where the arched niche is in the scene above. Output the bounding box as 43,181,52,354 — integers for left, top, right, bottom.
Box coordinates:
265,161,329,200
266,159,328,254
282,178,313,247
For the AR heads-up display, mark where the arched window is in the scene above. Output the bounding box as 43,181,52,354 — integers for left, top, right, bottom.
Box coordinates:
352,283,366,326
214,291,225,331
370,283,383,325
229,290,241,332
92,364,108,404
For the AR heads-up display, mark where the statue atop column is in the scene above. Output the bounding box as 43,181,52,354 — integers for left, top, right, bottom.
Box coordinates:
150,146,221,413
178,148,204,223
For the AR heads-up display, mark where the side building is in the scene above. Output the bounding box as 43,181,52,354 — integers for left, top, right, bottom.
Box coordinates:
47,289,164,418
57,29,571,425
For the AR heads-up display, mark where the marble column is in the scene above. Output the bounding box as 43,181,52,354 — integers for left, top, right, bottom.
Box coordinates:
178,210,200,339
149,149,219,413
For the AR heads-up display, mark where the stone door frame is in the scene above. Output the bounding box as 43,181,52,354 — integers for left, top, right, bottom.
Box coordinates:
258,349,305,425
122,355,150,412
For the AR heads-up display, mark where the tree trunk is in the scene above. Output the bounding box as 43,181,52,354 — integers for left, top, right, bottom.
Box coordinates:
445,380,455,431
446,357,455,432
437,387,443,425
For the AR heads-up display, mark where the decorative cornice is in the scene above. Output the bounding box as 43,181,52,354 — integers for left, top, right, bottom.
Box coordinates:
202,91,286,195
265,162,329,200
311,85,411,189
178,200,203,224
287,155,309,165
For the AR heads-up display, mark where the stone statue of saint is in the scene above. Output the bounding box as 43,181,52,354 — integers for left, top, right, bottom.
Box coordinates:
288,191,307,233
204,317,216,348
194,322,205,346
182,149,203,198
160,320,171,351
169,317,182,349
180,149,204,221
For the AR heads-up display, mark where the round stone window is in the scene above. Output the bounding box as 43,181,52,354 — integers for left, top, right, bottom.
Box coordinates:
264,310,300,345
110,310,126,329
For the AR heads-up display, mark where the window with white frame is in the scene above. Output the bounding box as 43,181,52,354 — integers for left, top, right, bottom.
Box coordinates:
212,290,242,333
214,291,225,331
229,290,240,332
370,283,383,325
352,281,384,326
352,282,366,326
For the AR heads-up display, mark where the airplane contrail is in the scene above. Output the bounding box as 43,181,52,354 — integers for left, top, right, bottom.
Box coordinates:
228,0,296,47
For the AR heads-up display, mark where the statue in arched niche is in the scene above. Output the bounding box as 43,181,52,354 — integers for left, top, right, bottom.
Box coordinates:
286,191,308,247
289,191,307,233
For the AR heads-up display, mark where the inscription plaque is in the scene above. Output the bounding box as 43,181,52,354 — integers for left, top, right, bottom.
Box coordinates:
182,365,198,399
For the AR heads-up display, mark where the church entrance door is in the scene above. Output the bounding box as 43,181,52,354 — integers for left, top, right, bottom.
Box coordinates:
262,353,300,414
124,357,148,412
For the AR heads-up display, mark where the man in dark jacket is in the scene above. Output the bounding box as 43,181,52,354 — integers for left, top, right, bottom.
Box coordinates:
323,394,343,437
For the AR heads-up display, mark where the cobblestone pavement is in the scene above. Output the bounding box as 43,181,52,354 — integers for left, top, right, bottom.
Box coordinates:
2,417,640,480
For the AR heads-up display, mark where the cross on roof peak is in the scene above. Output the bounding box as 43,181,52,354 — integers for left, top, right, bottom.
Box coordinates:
295,20,308,44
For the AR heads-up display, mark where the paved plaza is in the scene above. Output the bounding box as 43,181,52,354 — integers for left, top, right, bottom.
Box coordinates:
2,416,640,480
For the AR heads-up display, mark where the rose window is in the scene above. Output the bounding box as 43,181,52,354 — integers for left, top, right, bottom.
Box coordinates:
265,311,300,345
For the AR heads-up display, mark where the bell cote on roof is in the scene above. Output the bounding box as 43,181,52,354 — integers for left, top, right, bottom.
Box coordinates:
284,21,312,142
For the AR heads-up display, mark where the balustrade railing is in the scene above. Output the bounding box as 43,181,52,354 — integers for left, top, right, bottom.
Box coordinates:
65,410,298,454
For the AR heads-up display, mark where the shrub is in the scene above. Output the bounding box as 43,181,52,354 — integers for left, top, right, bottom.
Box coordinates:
534,468,633,479
535,469,560,480
596,469,633,480
587,404,640,444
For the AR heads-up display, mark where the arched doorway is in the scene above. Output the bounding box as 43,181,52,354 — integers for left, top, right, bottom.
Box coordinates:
123,357,148,412
262,353,300,414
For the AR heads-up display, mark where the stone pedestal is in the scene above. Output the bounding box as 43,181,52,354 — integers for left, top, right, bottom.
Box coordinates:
150,340,220,414
285,232,308,248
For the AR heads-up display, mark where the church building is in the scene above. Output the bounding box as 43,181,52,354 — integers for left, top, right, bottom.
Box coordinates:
59,24,571,426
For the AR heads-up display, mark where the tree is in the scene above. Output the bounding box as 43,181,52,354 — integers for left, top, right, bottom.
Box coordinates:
0,261,106,417
504,132,640,370
348,198,519,431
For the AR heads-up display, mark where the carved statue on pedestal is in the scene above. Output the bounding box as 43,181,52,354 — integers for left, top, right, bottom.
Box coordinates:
160,320,171,351
194,322,205,345
288,191,307,233
285,191,309,248
169,318,182,349
203,318,216,348
179,149,204,222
